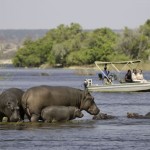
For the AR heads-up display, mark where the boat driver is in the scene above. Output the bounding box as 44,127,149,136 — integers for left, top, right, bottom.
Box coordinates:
103,64,111,84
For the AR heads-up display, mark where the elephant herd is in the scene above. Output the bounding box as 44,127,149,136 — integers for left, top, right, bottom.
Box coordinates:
0,85,100,123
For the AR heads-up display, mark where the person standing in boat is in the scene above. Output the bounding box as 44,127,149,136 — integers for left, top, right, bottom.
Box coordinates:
102,64,111,84
103,64,109,77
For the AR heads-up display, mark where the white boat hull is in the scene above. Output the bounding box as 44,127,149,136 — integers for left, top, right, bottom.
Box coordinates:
87,82,150,92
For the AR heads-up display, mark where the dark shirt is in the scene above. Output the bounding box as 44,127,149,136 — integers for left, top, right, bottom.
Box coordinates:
125,73,132,82
103,70,109,78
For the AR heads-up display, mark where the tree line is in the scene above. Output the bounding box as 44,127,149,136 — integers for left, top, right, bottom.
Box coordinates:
13,20,150,67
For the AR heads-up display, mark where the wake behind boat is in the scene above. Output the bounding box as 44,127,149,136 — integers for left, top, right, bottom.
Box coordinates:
84,60,150,92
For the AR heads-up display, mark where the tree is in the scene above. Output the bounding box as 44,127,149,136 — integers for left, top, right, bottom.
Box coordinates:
140,19,150,37
139,20,150,60
13,22,150,68
66,27,120,65
115,26,150,60
13,38,53,67
84,28,118,62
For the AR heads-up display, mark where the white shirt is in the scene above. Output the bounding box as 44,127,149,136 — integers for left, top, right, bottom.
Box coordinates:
132,73,137,81
136,73,144,80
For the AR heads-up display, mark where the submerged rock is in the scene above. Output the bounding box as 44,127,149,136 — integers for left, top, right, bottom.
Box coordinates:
127,112,150,119
93,113,115,120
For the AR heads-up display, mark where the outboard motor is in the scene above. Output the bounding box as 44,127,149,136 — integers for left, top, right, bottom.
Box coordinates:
84,79,88,89
84,79,92,89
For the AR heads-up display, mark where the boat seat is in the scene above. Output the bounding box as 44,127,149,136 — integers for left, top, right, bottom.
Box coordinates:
98,73,103,80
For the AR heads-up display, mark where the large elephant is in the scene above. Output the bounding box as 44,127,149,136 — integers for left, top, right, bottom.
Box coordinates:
0,88,24,122
21,85,100,122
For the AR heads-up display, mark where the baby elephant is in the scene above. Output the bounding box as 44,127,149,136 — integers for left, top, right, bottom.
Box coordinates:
41,106,84,123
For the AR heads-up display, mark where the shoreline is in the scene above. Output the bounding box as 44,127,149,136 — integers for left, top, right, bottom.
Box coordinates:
0,59,150,71
0,59,13,65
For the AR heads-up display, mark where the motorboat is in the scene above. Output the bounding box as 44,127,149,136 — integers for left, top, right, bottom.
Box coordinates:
84,60,150,92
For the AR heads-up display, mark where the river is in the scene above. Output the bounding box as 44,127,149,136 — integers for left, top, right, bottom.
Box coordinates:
0,68,150,150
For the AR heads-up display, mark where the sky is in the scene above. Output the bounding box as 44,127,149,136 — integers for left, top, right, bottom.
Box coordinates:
0,0,150,30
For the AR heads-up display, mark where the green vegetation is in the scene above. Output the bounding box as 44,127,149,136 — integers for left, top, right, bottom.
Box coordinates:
13,21,150,67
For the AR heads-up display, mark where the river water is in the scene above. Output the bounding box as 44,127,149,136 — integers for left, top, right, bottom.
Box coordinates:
0,68,150,150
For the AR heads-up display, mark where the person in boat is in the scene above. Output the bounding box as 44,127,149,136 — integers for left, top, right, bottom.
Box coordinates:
132,69,138,81
125,69,132,82
136,69,144,80
132,69,147,83
136,69,147,83
103,65,109,77
102,64,112,84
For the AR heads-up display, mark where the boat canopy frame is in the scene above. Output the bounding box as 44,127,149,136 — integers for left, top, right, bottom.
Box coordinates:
95,60,142,82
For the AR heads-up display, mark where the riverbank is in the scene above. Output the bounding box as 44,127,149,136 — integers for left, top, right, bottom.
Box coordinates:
0,59,12,65
66,62,150,71
0,59,150,71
